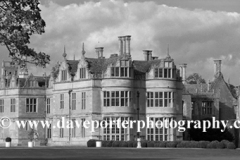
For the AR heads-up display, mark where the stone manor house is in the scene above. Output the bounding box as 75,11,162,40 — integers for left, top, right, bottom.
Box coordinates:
0,35,238,146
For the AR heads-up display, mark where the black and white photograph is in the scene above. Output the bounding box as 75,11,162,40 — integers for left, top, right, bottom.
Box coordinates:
0,0,240,159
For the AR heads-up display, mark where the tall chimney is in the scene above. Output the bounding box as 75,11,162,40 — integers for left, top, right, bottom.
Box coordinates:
214,60,222,75
143,50,152,61
118,36,123,55
148,50,152,61
95,47,104,58
179,64,187,84
123,36,127,54
143,50,148,61
126,35,131,55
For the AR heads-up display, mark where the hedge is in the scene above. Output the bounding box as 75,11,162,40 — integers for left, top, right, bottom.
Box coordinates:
87,139,236,149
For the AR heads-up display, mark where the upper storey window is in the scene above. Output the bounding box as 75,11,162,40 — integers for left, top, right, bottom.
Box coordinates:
79,68,86,79
111,60,132,78
61,70,67,81
154,61,176,79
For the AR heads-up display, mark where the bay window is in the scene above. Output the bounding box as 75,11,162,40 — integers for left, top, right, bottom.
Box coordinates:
147,91,174,107
103,91,132,107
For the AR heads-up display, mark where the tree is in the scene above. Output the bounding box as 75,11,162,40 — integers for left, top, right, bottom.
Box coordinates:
186,73,206,84
0,0,50,67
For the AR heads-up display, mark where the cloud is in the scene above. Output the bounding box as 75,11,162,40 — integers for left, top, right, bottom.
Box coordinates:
2,0,240,85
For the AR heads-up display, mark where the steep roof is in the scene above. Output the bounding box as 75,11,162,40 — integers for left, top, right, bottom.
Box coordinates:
66,60,79,76
61,54,175,76
210,72,237,99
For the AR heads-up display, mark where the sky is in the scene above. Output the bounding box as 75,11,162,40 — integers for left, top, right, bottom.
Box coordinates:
1,0,240,85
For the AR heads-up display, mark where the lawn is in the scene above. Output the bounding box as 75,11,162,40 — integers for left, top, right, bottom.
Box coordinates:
0,147,240,160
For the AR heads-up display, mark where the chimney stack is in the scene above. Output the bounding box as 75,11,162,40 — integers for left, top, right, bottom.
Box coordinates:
118,36,123,55
214,60,222,75
179,64,187,84
126,35,131,55
118,35,131,55
95,47,104,58
143,50,152,61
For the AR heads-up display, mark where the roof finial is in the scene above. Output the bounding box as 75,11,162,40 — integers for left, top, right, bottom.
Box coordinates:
82,43,86,56
73,54,75,60
63,45,67,59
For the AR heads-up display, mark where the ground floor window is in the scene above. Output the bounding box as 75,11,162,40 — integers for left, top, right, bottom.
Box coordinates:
47,124,51,138
103,117,132,141
146,117,174,141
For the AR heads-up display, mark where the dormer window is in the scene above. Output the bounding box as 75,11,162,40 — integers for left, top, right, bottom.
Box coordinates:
111,60,132,78
155,61,176,79
61,70,67,81
79,68,86,79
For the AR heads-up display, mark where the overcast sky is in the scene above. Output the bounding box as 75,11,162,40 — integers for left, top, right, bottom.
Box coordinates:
1,0,240,85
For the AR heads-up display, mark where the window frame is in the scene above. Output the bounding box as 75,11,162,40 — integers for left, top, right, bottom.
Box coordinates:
10,98,16,112
26,98,37,113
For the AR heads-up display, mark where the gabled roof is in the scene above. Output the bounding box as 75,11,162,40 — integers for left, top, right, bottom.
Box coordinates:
66,60,79,76
133,59,163,73
58,54,175,77
210,72,237,99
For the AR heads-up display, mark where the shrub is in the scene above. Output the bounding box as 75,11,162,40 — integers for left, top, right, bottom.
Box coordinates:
189,141,200,148
147,141,155,147
127,141,134,147
141,140,148,147
198,141,210,148
154,142,160,147
133,141,137,147
5,137,11,142
207,140,223,149
216,141,225,149
106,141,114,147
87,139,96,147
112,141,120,147
119,141,128,147
166,141,179,148
221,140,230,148
102,141,108,147
177,141,189,148
226,142,236,149
158,141,167,148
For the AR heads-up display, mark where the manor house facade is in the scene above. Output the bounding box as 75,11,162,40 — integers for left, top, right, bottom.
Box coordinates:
0,35,184,146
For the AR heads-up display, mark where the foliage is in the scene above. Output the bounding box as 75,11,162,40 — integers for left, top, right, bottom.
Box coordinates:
177,141,200,148
140,140,147,147
198,141,210,148
119,141,128,147
28,129,38,142
87,140,236,149
5,137,11,142
188,118,234,142
112,141,120,147
0,0,50,67
207,140,224,149
165,141,179,148
226,142,236,149
147,141,155,147
127,141,134,147
87,139,96,147
158,141,167,147
186,73,206,84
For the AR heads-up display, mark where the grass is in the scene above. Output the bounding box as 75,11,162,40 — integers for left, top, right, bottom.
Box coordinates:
0,147,240,160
